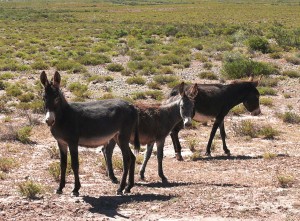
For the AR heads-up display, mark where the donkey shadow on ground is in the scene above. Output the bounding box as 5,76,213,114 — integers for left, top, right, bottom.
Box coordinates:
83,193,175,218
192,153,289,161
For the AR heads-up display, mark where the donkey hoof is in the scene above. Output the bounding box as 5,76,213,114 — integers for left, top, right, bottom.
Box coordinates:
162,178,168,184
56,189,63,194
176,154,184,161
124,187,131,194
71,191,80,197
139,174,145,181
205,152,212,157
111,177,119,184
225,150,231,156
116,189,123,195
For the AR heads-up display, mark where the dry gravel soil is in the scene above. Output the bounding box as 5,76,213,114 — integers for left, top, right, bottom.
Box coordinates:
0,57,300,220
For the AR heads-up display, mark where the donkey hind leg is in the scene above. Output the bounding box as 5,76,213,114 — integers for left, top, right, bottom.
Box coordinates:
139,143,154,180
219,121,230,156
116,137,132,195
102,140,118,184
69,143,81,197
170,121,184,161
124,149,136,194
205,118,223,157
156,139,168,183
56,142,68,194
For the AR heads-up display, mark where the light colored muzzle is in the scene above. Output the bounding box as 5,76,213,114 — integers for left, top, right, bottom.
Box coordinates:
251,107,261,116
183,117,192,128
45,111,55,126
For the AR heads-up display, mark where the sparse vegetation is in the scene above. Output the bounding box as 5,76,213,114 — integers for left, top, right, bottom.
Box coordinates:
277,174,295,188
126,76,146,85
190,150,202,161
198,71,218,80
282,70,300,78
278,112,300,124
18,180,44,199
230,104,246,116
16,126,32,144
0,157,18,173
263,152,277,160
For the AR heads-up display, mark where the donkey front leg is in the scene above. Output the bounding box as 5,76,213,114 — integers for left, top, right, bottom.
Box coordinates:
124,149,136,194
219,121,230,156
205,118,224,157
69,143,81,197
156,139,167,183
102,140,118,183
56,142,68,194
170,121,184,161
139,143,154,180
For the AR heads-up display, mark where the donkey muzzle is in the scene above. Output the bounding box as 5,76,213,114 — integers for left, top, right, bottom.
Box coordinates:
183,117,192,128
45,111,55,127
251,107,261,116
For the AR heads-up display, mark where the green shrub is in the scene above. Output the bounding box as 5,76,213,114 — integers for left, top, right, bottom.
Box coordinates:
6,84,22,97
55,60,84,72
270,52,282,59
121,68,134,76
259,77,279,87
263,152,277,160
222,52,276,79
198,71,218,80
68,82,89,99
233,120,257,138
106,63,124,72
260,97,273,107
18,93,35,103
153,75,178,85
203,62,213,70
277,174,294,188
285,56,300,65
126,76,146,85
258,125,279,139
0,72,14,80
17,126,32,143
190,150,202,161
31,60,49,70
230,104,246,116
147,81,161,90
48,162,61,181
0,157,18,172
159,66,174,75
247,36,269,53
258,87,276,96
18,180,44,199
279,112,300,124
282,70,300,78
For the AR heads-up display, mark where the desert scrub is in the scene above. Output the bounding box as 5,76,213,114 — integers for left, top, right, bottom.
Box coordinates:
263,152,277,160
269,52,282,59
18,93,35,103
68,82,89,100
17,126,32,143
153,75,178,85
159,66,174,75
285,56,300,65
48,155,74,181
233,120,257,138
258,125,279,139
230,104,246,116
48,146,60,159
106,63,124,72
247,36,270,53
77,53,111,66
18,180,44,199
203,62,213,70
221,52,277,79
126,76,146,85
260,97,273,107
0,157,18,173
31,60,49,70
259,77,279,87
0,72,14,80
131,90,163,101
147,81,161,90
278,112,300,124
190,150,202,161
198,71,218,80
282,70,300,78
277,174,294,188
258,87,276,96
187,138,197,152
5,84,22,97
121,68,134,76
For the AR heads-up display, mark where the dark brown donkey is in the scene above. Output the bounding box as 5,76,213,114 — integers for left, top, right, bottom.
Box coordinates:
169,77,261,160
102,82,198,183
40,71,140,196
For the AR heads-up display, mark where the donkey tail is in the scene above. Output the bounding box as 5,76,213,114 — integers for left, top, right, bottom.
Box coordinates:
133,113,140,155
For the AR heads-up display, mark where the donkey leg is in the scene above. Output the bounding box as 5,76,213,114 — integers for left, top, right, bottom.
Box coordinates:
69,143,81,197
117,139,131,195
102,140,118,183
205,119,223,157
170,122,184,161
139,143,154,180
219,121,230,156
56,142,68,194
157,140,167,183
124,149,136,194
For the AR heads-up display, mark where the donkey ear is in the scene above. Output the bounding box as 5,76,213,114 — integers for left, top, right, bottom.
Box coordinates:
53,71,61,87
252,75,262,87
40,71,49,87
188,83,198,99
179,82,185,96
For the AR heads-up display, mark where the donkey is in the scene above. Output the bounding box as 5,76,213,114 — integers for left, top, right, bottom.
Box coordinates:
102,82,198,183
40,71,140,196
169,77,261,160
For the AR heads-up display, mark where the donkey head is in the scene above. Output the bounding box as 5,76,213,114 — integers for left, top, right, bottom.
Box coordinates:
40,71,62,127
243,76,261,116
179,82,198,127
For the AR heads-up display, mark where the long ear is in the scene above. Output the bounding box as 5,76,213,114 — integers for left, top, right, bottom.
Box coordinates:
178,82,185,96
40,71,49,87
188,83,198,99
53,71,61,88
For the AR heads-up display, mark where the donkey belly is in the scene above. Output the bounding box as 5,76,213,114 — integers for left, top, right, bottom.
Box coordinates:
79,133,118,148
193,112,214,123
